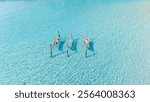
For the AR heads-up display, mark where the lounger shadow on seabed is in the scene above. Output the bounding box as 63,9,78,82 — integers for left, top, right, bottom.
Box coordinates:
86,41,96,58
58,40,66,52
68,38,78,56
52,40,66,57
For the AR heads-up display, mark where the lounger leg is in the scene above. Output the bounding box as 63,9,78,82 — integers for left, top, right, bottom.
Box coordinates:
67,48,69,57
50,44,52,58
85,47,87,58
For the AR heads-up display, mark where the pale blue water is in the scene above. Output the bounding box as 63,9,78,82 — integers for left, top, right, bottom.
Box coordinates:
0,0,150,85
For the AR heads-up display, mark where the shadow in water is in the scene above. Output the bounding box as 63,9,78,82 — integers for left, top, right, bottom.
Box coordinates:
51,40,66,58
86,41,96,58
70,38,78,51
88,41,94,52
68,51,78,57
86,53,97,58
58,40,65,52
53,51,65,58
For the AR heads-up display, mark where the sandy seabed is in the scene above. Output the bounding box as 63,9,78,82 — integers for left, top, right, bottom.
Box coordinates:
0,0,150,85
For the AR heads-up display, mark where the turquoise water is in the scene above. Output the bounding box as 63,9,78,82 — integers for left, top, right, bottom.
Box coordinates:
0,0,150,85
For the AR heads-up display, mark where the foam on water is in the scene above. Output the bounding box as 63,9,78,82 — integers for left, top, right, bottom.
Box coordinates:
0,0,150,85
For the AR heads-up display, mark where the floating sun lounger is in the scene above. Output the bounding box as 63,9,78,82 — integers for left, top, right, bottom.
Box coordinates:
67,35,73,57
67,36,73,48
50,31,61,58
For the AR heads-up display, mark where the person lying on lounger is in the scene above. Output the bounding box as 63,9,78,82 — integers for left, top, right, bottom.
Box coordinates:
53,31,60,47
84,36,90,48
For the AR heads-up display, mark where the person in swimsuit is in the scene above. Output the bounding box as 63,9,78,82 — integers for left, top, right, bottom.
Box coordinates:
84,36,90,57
84,36,90,48
54,31,60,47
54,38,60,46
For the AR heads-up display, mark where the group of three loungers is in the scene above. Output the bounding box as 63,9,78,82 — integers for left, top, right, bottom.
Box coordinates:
50,31,91,58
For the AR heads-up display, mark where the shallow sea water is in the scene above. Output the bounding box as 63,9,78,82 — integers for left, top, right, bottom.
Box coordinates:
0,0,150,85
